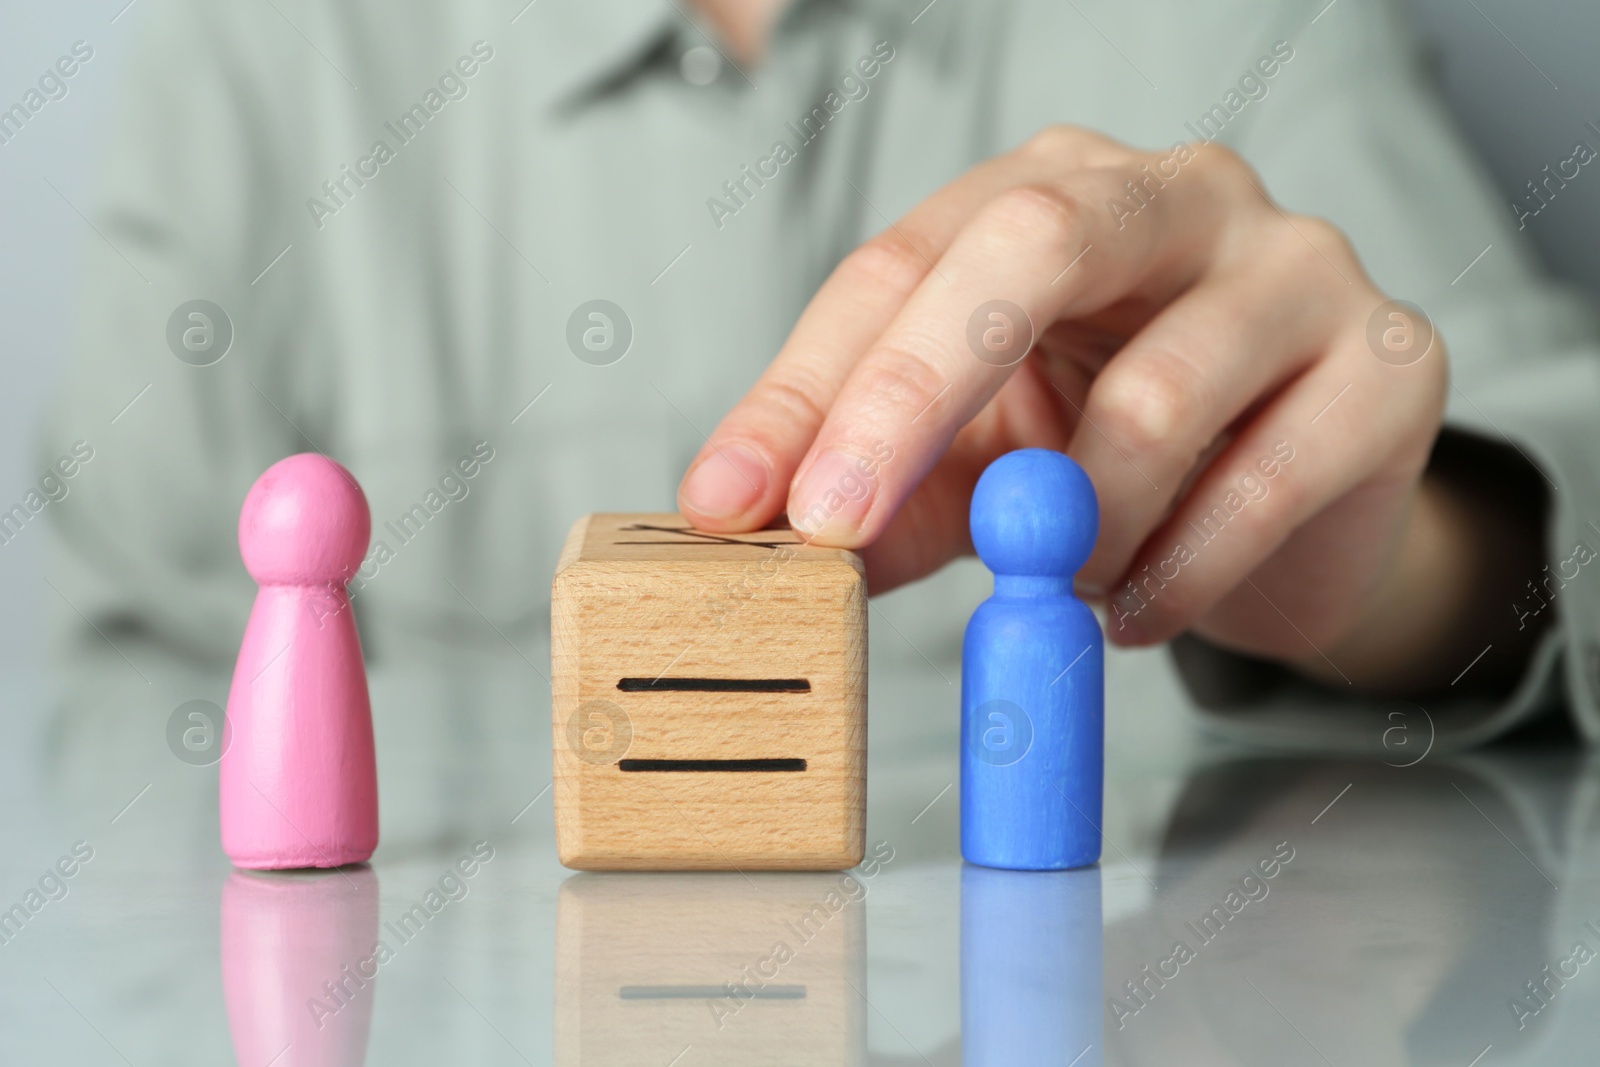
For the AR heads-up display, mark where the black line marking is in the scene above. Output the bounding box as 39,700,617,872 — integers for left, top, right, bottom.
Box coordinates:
617,758,807,772
617,677,811,693
619,984,806,1000
617,523,799,550
613,540,801,547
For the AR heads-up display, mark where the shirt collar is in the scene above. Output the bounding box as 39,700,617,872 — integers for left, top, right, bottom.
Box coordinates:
522,0,901,112
520,0,680,112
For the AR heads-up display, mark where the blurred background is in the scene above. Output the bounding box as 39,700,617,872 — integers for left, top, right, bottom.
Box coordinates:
2,0,1599,671
4,8,1600,1062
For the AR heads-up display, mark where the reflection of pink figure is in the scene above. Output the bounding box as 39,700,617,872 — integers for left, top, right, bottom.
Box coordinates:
221,454,378,869
222,867,379,1067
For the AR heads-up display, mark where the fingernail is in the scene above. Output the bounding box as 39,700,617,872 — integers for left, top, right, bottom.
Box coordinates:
681,444,768,519
789,449,878,540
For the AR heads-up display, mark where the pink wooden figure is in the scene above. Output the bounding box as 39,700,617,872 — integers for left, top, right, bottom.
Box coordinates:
221,453,379,869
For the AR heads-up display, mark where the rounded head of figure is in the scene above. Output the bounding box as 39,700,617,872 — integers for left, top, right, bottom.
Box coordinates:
238,454,371,585
970,449,1098,577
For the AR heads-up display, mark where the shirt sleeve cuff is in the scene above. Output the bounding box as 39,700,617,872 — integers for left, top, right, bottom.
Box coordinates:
1167,625,1568,757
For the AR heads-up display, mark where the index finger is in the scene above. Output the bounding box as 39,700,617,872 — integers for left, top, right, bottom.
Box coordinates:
677,128,1128,531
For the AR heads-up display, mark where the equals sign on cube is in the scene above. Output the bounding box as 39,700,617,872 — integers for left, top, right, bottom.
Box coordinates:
616,675,810,773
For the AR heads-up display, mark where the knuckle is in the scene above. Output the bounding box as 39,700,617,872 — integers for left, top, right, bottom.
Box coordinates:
1020,124,1083,162
1418,334,1450,406
1288,213,1340,247
843,230,935,296
1090,355,1203,455
1276,213,1358,273
1185,142,1269,212
1194,141,1258,186
985,183,1084,248
1018,124,1128,170
751,374,832,432
855,344,952,421
1238,460,1303,527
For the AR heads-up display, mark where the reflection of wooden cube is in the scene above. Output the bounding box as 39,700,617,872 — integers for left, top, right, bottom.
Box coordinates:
555,872,866,1066
551,514,866,870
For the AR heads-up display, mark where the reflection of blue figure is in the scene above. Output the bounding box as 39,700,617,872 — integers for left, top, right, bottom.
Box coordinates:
961,864,1103,1066
962,449,1103,870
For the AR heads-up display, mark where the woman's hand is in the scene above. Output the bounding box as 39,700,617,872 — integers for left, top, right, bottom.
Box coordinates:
677,126,1473,690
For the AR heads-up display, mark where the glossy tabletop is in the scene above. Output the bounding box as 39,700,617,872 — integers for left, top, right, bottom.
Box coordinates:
1,636,1595,1067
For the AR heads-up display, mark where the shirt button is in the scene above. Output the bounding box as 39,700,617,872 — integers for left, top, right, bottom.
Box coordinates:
679,44,722,86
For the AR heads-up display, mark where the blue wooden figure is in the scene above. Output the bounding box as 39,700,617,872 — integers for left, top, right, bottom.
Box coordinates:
961,448,1103,870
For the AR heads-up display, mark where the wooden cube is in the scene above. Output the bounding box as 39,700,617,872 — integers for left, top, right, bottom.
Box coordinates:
551,513,866,870
554,872,866,1064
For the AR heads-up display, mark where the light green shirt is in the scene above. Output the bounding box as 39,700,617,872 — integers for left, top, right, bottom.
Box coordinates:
46,0,1600,746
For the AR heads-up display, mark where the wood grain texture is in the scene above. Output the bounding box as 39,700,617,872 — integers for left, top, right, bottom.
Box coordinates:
555,873,865,1065
552,514,866,871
